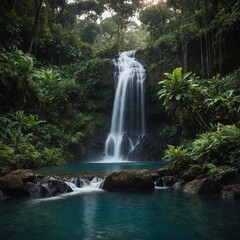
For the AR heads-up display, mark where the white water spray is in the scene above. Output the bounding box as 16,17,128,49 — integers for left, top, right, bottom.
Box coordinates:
104,51,146,161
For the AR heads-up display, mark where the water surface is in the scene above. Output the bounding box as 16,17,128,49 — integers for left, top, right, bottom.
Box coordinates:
1,162,239,240
1,189,239,240
36,161,166,176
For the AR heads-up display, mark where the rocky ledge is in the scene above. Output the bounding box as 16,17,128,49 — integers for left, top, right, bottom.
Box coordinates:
0,167,104,201
1,166,239,201
154,167,240,200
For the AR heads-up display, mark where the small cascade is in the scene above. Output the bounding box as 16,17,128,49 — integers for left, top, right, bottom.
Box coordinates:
104,51,146,161
67,177,104,190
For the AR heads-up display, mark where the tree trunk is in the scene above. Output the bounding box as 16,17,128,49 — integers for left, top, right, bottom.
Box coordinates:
181,0,188,73
200,34,205,78
28,0,43,54
182,40,188,73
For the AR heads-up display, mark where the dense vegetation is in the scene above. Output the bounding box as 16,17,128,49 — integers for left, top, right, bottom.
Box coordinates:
0,0,239,173
137,0,240,177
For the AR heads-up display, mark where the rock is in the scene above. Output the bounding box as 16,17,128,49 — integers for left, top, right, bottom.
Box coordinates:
102,169,155,191
0,190,9,201
23,182,48,198
173,181,182,191
119,134,132,158
221,184,240,200
219,172,240,185
195,174,205,180
105,136,115,157
183,178,222,194
163,176,175,187
128,135,164,161
157,168,170,177
156,178,164,187
0,175,24,195
156,176,175,187
9,169,36,183
151,173,160,181
48,180,73,194
182,165,202,182
0,166,11,177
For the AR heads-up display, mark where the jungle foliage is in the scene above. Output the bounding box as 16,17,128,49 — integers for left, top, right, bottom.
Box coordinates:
161,68,240,175
0,0,240,171
0,48,112,168
137,1,240,172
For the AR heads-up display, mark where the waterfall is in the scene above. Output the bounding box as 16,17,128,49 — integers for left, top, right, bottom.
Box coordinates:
104,51,146,161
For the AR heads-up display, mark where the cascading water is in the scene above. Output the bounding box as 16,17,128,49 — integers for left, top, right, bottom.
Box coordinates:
104,51,146,161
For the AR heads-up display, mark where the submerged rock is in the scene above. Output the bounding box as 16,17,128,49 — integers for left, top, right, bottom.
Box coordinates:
183,178,222,194
102,169,155,191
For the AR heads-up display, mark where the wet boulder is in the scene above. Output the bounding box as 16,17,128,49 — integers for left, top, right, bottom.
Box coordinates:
155,177,164,187
23,182,48,198
183,178,222,194
172,181,182,191
0,175,24,195
48,180,73,194
157,168,170,178
102,169,155,191
8,169,36,183
105,136,115,157
221,184,240,200
119,134,131,159
151,173,160,181
128,135,163,161
156,176,175,187
182,165,202,182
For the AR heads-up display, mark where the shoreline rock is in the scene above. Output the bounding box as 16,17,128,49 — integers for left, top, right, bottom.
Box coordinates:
102,169,155,191
183,178,222,194
1,167,240,201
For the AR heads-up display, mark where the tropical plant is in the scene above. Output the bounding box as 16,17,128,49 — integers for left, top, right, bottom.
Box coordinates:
202,70,240,125
0,111,66,168
0,49,34,108
191,124,240,168
158,67,210,134
163,144,192,173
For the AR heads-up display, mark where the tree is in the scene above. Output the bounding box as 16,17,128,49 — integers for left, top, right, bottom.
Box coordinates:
29,0,43,54
140,1,171,40
76,19,100,44
104,0,142,47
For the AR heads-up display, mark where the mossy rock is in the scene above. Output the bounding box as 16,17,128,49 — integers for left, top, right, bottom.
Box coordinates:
183,178,222,195
182,165,202,182
102,169,155,192
157,168,170,177
221,184,240,200
0,175,24,195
